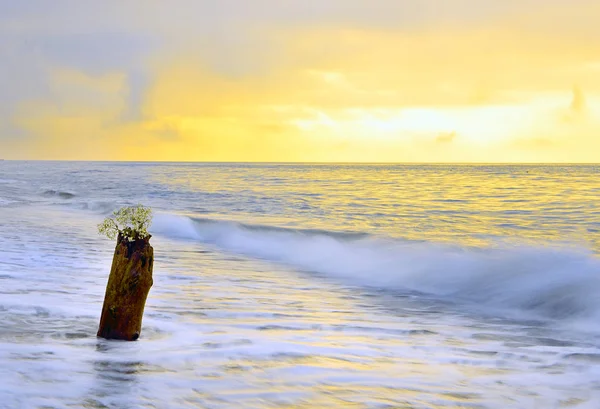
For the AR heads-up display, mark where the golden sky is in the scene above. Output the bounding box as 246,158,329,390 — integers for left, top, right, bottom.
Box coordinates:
1,1,599,162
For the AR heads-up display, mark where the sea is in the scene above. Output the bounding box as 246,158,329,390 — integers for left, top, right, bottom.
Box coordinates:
1,161,600,409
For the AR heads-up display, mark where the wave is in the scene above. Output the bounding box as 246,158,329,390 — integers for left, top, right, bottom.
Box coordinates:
42,190,76,199
0,198,18,206
74,200,115,214
151,213,600,323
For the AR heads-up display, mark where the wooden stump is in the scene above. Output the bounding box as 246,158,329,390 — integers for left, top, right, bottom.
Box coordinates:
97,233,154,341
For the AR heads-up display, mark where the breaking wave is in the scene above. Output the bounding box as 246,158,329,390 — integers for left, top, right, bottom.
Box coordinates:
42,190,76,199
151,213,600,324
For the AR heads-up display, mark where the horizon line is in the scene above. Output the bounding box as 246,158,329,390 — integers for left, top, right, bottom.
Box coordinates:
1,159,599,165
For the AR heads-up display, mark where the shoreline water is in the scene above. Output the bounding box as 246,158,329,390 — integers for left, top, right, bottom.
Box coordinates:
1,162,599,408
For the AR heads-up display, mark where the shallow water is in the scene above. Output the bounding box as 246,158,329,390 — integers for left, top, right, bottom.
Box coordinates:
1,162,600,408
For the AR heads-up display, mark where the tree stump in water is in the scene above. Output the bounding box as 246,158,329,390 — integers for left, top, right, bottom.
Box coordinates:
97,233,153,341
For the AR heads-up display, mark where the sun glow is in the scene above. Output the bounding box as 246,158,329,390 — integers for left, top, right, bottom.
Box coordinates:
1,1,599,162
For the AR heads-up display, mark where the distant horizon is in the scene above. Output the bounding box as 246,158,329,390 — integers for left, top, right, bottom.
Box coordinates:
2,159,599,165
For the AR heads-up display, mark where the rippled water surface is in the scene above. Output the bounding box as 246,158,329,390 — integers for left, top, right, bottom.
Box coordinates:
1,162,600,408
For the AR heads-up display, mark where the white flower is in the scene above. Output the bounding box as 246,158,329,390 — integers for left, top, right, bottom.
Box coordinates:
97,205,153,241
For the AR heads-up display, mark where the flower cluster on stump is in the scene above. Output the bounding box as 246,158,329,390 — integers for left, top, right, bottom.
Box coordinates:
98,205,153,241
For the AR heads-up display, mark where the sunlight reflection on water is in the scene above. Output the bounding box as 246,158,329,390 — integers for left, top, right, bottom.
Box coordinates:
1,162,600,408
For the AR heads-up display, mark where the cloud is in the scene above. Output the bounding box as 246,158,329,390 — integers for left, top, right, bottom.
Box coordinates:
570,86,587,113
143,119,182,141
555,86,592,127
1,0,600,161
435,131,457,144
508,87,600,162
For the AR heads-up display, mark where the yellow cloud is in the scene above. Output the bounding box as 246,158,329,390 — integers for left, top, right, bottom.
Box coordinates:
4,0,600,162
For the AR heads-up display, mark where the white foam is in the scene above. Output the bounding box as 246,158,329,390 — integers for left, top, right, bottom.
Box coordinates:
152,213,204,240
151,214,600,324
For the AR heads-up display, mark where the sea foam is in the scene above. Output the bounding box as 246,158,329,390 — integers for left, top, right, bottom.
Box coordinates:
152,213,600,324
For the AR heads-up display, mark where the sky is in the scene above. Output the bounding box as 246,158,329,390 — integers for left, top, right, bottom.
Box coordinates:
1,0,599,162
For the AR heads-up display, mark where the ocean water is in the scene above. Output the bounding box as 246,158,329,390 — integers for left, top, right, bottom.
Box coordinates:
1,161,600,409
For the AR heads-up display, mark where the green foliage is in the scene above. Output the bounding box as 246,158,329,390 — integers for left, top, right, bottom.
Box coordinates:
98,205,153,241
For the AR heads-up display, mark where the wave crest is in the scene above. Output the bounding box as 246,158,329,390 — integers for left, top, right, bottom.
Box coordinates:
151,213,600,323
42,190,76,199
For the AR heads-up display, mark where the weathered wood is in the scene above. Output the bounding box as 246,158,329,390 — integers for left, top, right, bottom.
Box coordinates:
97,233,153,341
